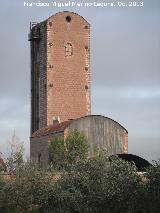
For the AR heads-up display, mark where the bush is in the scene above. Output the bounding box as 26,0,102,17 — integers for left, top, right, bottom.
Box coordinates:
66,130,88,164
1,155,160,213
48,136,66,170
48,130,88,169
54,156,142,213
6,143,24,173
0,162,56,213
142,161,160,213
1,133,160,212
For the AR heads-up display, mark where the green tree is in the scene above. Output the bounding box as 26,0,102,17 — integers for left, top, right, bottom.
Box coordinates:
66,130,88,164
142,161,160,213
54,155,142,213
0,161,56,213
6,132,24,172
1,131,160,213
48,136,66,170
48,130,88,169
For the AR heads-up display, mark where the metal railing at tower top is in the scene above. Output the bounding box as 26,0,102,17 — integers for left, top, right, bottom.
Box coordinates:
28,22,41,41
30,22,38,30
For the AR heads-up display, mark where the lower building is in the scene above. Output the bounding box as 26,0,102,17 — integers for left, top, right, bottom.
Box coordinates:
30,115,128,166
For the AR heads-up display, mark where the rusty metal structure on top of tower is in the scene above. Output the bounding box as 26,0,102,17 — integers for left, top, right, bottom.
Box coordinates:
28,22,41,41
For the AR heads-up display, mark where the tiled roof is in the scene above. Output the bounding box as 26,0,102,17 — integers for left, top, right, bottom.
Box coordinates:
31,115,128,138
31,120,73,138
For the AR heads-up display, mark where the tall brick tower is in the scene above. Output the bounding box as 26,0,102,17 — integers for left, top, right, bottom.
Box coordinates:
29,12,91,135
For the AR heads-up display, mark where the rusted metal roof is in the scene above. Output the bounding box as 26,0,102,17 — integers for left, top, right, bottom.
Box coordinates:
31,120,72,138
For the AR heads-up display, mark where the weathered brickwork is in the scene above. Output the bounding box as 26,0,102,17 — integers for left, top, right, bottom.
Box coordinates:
29,12,91,135
46,12,91,126
30,21,48,134
30,132,64,167
38,22,47,130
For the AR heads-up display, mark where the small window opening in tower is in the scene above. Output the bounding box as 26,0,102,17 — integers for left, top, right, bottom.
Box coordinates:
85,45,89,50
49,83,53,88
66,16,71,22
65,43,73,57
49,22,52,27
85,85,89,90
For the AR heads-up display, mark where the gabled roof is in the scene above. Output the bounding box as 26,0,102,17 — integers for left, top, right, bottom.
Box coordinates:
31,120,72,138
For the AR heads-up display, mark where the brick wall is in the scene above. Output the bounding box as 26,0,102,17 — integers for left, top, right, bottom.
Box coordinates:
38,22,48,130
30,22,48,134
30,132,63,166
30,12,91,135
46,12,91,125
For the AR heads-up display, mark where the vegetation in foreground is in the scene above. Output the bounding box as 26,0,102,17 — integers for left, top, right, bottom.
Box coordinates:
0,130,160,213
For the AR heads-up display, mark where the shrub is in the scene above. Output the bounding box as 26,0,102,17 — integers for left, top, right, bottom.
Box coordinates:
1,132,160,213
142,161,160,213
55,156,142,213
48,136,66,170
66,130,88,164
48,130,88,169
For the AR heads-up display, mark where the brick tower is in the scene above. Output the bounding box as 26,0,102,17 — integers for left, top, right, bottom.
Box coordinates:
29,12,91,135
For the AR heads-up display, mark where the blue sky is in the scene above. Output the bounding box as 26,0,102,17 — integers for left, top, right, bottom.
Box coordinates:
0,0,160,161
